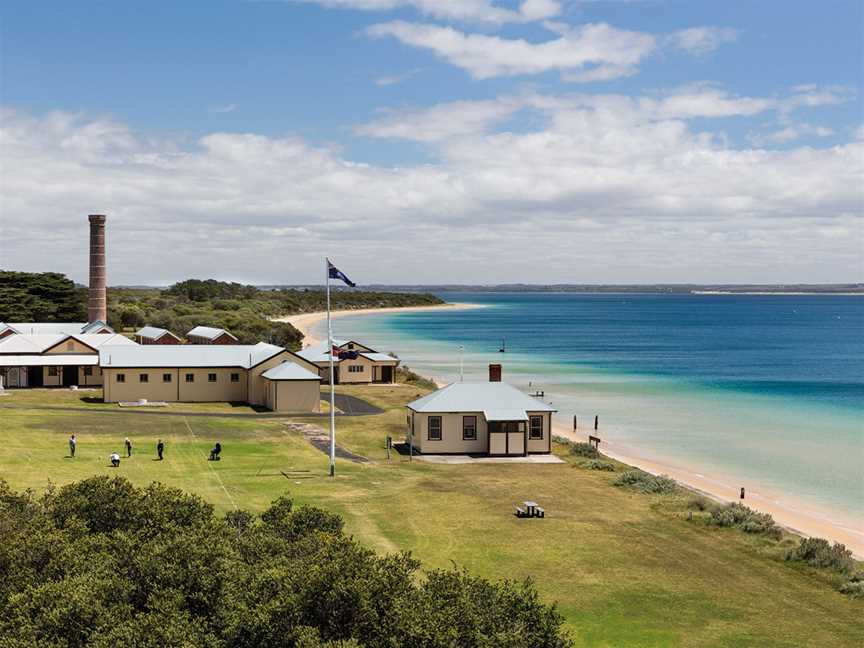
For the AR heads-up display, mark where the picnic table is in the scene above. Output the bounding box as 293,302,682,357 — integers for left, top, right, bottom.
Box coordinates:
516,500,545,518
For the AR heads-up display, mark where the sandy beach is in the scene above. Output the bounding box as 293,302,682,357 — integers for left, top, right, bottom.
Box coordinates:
551,422,864,557
275,302,481,347
279,301,862,557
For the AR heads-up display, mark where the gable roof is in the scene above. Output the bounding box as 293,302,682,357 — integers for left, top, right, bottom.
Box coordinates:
2,322,115,336
407,382,556,418
0,333,134,355
81,320,113,334
297,339,381,364
99,342,285,369
186,326,237,341
261,361,322,381
135,326,180,341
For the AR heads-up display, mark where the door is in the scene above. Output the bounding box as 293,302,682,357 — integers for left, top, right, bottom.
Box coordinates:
381,366,393,383
29,367,44,387
63,366,79,387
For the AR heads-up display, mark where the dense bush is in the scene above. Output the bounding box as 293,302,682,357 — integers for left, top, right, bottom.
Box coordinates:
0,271,85,322
709,503,782,539
613,470,678,495
839,572,864,598
567,442,599,459
785,537,856,573
580,460,615,471
106,280,443,350
686,495,715,512
0,477,572,647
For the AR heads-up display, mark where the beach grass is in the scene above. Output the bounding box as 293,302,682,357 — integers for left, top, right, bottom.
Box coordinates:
0,386,861,647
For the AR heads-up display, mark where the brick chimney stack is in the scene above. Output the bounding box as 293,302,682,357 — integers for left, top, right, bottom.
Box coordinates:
489,363,502,382
87,214,107,323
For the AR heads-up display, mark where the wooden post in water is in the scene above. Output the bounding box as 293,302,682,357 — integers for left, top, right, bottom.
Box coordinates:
594,415,599,431
573,415,578,430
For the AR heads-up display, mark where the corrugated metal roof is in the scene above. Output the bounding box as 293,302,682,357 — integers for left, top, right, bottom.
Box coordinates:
261,361,322,381
81,320,113,333
407,382,556,415
359,352,399,363
0,333,136,355
6,323,89,335
186,326,237,341
0,355,99,366
99,342,284,368
135,326,173,339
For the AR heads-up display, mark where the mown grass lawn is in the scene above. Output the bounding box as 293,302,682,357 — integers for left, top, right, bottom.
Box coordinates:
0,386,861,647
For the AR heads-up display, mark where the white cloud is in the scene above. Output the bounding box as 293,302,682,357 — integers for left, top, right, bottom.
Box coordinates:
749,123,835,146
374,68,423,86
289,0,560,23
210,103,238,113
1,101,861,285
367,21,657,80
668,27,738,54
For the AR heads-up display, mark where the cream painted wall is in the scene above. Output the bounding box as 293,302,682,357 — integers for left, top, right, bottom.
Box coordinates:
526,411,552,453
44,339,97,354
78,366,104,386
267,380,321,412
337,355,375,384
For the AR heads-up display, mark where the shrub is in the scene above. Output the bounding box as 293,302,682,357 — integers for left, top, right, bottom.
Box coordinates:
568,442,599,459
580,460,615,472
785,537,856,573
613,470,678,494
686,495,715,512
710,503,781,539
839,572,864,598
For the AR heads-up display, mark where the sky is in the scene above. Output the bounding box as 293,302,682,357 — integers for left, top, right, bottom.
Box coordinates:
0,0,862,286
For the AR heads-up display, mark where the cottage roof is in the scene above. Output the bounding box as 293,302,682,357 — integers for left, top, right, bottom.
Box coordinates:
0,333,135,355
135,326,179,340
406,382,556,418
261,361,322,381
99,342,284,369
186,326,237,341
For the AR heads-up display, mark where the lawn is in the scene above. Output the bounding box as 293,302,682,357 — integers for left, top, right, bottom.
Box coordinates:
0,386,861,647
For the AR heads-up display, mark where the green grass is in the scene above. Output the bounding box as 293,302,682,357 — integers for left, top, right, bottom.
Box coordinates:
0,386,861,647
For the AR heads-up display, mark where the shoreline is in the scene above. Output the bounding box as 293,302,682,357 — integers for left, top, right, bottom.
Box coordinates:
275,302,482,347
280,302,863,558
551,422,864,558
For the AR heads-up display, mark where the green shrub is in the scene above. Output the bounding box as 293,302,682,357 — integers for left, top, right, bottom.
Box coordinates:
686,495,715,512
580,460,615,471
785,537,856,573
839,572,864,598
568,442,599,459
710,503,781,539
613,470,678,494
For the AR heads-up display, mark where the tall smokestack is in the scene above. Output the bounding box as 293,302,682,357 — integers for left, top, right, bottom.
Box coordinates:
88,214,107,323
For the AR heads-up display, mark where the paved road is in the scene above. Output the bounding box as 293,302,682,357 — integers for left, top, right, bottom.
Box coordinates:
321,391,384,415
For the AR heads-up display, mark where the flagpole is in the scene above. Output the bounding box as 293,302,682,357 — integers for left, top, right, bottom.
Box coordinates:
326,258,336,478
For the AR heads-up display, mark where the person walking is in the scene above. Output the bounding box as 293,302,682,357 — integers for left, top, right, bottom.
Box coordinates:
125,437,132,458
69,434,76,458
157,439,164,461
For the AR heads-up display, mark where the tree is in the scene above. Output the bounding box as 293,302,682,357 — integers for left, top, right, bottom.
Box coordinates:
0,271,86,322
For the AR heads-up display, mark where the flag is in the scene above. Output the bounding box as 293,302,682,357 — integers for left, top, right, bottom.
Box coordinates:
332,345,341,357
327,260,356,287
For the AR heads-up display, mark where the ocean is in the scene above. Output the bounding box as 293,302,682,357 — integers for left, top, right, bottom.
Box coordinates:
316,293,864,528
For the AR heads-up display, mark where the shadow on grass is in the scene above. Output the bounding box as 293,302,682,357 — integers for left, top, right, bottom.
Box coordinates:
80,397,104,405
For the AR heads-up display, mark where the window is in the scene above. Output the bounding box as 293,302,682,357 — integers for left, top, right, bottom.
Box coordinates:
348,365,363,373
348,343,354,350
48,367,58,377
185,373,194,383
139,373,149,383
208,373,217,382
230,373,240,383
428,416,442,441
163,373,172,383
529,415,544,440
117,373,125,383
83,367,93,376
463,416,477,440
66,341,74,351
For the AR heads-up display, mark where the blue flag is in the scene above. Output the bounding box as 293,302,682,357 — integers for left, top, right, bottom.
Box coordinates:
327,260,356,287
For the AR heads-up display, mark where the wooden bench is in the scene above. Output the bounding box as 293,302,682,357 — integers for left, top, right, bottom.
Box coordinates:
515,507,527,517
535,507,545,518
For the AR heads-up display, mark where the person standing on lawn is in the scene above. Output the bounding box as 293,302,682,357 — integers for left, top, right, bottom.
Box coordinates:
68,434,76,458
125,437,132,458
157,439,164,461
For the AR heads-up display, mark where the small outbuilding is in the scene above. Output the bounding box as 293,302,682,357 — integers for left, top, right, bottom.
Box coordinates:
135,326,182,345
297,338,399,384
186,326,238,345
405,366,556,457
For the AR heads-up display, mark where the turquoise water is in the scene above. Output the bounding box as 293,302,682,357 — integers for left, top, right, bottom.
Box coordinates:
320,293,864,524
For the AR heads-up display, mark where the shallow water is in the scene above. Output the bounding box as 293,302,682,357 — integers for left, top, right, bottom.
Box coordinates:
319,293,864,525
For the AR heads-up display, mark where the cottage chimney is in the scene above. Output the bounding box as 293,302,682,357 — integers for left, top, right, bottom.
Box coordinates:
489,363,502,382
87,214,107,323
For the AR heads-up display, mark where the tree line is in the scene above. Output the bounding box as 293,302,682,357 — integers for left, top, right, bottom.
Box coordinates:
0,477,571,647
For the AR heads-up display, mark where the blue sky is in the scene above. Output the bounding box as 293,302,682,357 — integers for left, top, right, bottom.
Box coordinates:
1,1,862,284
